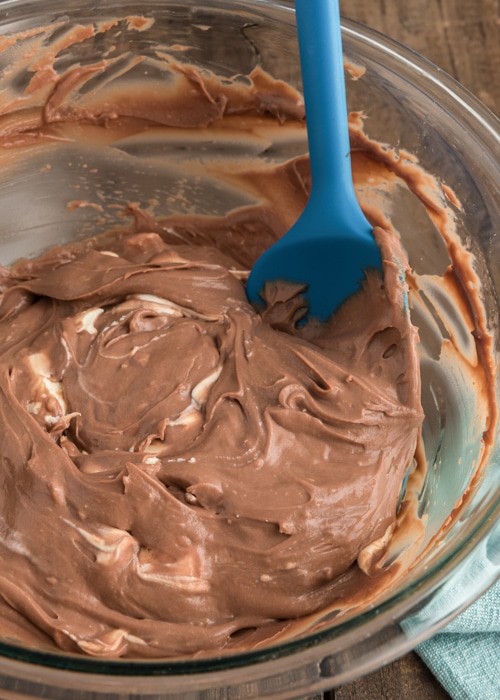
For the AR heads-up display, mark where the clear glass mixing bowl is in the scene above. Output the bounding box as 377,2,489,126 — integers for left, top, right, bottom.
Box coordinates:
0,1,498,697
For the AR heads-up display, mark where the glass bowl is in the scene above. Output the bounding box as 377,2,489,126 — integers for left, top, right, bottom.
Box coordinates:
0,1,499,697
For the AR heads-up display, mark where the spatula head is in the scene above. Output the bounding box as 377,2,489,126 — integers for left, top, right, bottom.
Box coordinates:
246,209,382,322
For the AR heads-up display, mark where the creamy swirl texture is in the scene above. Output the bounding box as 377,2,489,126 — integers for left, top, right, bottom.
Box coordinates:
0,217,423,657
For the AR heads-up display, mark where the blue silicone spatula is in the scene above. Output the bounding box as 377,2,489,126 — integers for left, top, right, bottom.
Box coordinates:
246,0,382,321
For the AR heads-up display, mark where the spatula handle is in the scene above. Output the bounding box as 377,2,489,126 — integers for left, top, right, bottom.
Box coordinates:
295,0,354,201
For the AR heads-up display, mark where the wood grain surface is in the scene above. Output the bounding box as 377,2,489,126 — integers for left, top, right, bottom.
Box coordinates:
340,0,500,116
302,0,500,698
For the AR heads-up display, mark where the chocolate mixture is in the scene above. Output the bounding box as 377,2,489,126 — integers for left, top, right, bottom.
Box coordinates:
0,216,422,657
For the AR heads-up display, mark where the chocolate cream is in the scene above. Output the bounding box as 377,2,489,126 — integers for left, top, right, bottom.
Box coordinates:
0,16,495,659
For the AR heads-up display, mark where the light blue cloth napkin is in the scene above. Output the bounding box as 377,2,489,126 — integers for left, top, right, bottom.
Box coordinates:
416,579,500,700
402,517,500,699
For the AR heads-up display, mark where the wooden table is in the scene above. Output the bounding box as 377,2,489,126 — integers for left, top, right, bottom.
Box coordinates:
340,0,500,116
305,0,500,698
